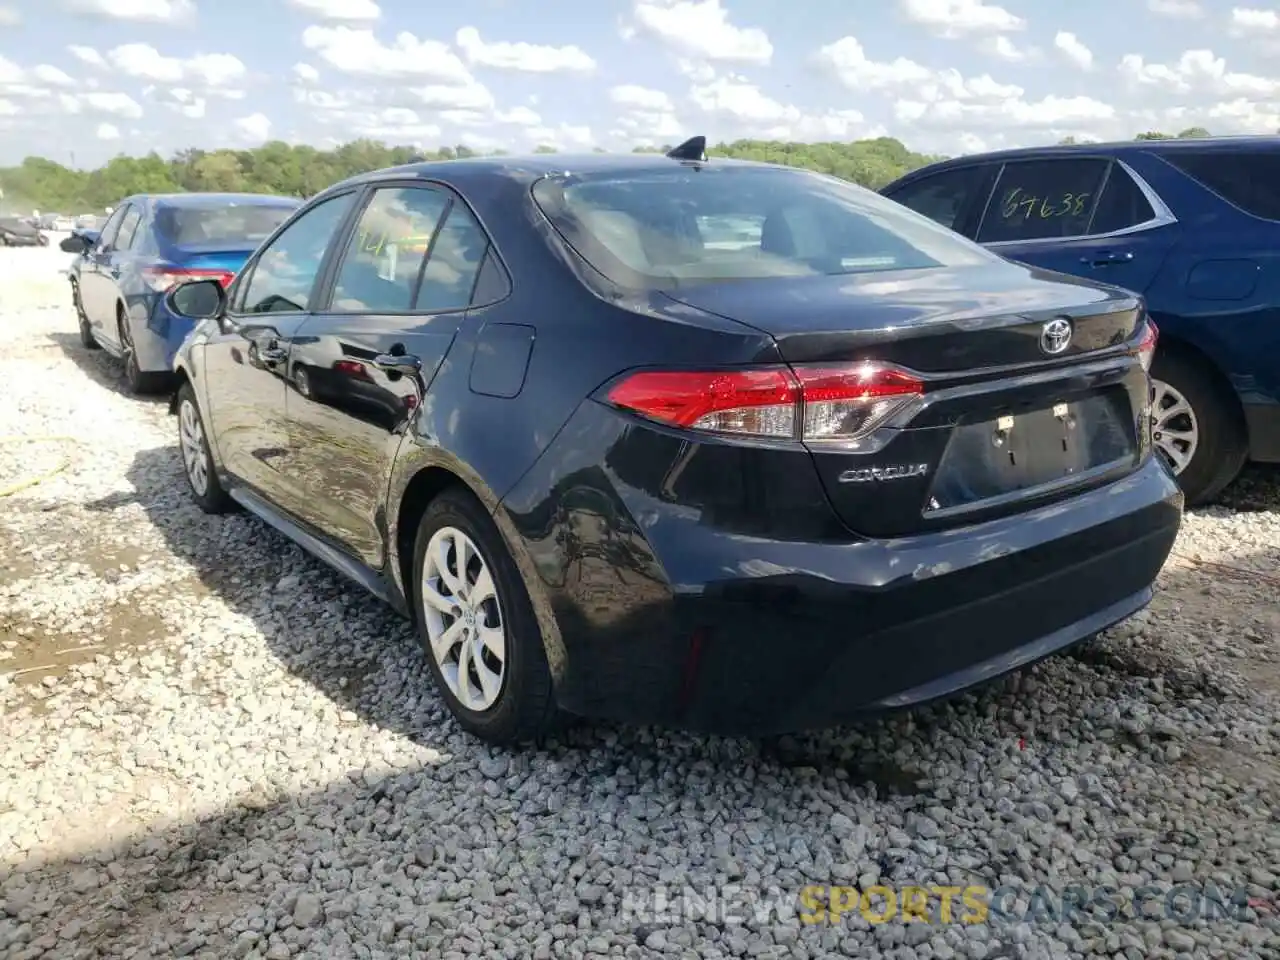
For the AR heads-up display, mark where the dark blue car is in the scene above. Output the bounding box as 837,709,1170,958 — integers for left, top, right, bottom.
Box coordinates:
158,143,1180,744
62,192,301,393
882,137,1280,505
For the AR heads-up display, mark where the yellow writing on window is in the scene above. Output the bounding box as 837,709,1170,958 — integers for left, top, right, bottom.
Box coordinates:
999,188,1090,224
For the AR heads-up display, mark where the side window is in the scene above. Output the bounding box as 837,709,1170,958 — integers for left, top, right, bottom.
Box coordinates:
330,187,450,313
416,203,490,311
977,159,1111,243
1164,150,1280,222
1089,166,1157,235
116,207,143,251
239,193,355,314
887,166,991,234
97,206,129,249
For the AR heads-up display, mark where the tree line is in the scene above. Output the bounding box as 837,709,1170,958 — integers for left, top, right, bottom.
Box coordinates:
0,128,1224,214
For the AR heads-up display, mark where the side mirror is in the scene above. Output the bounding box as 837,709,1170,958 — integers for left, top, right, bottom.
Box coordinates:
59,234,90,254
166,278,226,320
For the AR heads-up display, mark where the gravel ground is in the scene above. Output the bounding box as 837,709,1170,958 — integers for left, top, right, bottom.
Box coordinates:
0,247,1277,960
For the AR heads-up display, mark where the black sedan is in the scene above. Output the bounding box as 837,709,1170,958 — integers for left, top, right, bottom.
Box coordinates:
0,217,49,246
163,138,1182,744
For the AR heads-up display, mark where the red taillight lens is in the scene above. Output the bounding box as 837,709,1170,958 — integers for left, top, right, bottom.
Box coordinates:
143,266,236,293
1136,319,1158,372
606,363,924,443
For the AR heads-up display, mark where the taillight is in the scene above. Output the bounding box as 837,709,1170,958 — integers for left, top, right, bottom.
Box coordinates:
1135,319,1158,372
605,363,924,443
143,266,236,293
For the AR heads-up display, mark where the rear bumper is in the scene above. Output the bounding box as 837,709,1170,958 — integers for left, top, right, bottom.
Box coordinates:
502,422,1183,736
135,297,195,374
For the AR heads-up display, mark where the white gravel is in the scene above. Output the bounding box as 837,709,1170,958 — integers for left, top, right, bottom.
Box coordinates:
0,246,1277,960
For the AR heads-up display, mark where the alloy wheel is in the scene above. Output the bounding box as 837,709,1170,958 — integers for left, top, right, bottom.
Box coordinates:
1151,377,1199,475
179,398,209,496
420,525,506,712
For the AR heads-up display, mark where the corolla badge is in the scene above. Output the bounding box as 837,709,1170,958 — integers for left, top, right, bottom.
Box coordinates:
1039,317,1073,355
838,463,930,483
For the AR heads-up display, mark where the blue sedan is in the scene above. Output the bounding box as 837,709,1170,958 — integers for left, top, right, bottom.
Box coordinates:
63,192,301,393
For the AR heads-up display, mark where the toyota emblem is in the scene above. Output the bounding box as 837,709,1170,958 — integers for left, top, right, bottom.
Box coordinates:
1039,317,1073,355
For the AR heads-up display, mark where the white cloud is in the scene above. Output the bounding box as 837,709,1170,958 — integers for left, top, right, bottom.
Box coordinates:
68,45,106,68
234,112,271,143
687,74,876,142
31,65,76,87
455,27,595,73
286,0,380,21
0,6,20,25
610,84,674,112
60,0,194,22
1148,0,1203,16
899,0,1024,37
0,98,20,116
95,122,119,140
1054,32,1093,70
526,122,594,150
106,43,246,88
1229,6,1280,37
627,0,772,65
1119,49,1277,98
77,92,144,118
983,36,1036,62
0,54,24,84
410,81,494,111
293,63,320,84
301,25,472,83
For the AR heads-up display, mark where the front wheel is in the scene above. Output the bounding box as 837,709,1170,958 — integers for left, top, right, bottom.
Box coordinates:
1150,350,1247,506
72,282,98,349
411,490,557,744
176,383,231,514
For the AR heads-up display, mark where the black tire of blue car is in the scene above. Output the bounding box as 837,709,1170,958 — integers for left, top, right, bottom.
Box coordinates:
1150,348,1248,507
117,306,167,395
411,489,558,745
176,382,232,515
72,281,99,350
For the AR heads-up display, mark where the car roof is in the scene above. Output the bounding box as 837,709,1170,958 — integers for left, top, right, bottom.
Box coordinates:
893,134,1280,180
322,151,782,194
146,192,302,209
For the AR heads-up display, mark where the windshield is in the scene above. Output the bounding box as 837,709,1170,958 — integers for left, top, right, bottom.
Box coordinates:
531,164,996,288
156,203,297,247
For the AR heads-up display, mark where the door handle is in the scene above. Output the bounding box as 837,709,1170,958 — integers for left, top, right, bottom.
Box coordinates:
373,352,422,372
1081,250,1134,266
259,345,287,364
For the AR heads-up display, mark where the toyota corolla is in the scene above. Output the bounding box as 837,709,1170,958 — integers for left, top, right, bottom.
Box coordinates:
163,138,1182,744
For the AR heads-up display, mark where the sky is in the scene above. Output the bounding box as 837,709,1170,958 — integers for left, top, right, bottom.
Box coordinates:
0,0,1278,168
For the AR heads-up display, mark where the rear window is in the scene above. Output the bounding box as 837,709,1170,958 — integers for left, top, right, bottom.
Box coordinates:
1165,150,1280,221
531,165,994,288
156,203,298,246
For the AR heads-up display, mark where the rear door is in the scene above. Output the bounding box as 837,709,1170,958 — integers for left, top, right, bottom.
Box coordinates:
280,181,501,568
103,203,148,351
974,157,1180,295
79,204,130,338
201,191,359,503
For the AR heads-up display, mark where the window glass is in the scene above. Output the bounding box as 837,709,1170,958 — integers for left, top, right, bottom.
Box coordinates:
239,193,354,314
886,166,989,232
532,165,994,288
416,203,489,311
331,187,450,313
977,159,1110,243
1164,150,1280,221
97,206,129,249
116,207,143,250
156,203,297,247
1088,166,1157,234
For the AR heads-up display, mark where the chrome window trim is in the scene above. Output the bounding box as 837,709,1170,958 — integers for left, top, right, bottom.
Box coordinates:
983,157,1177,248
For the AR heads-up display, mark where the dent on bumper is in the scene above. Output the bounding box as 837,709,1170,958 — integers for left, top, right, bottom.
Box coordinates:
520,456,1182,737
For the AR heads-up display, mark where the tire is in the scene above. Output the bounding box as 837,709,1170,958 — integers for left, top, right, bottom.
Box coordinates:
411,489,557,744
1150,348,1247,507
72,281,99,349
118,307,166,395
176,382,231,514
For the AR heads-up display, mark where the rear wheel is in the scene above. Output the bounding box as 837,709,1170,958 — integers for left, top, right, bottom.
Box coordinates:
1150,349,1247,506
118,306,166,395
72,281,98,349
177,382,231,514
411,490,557,744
